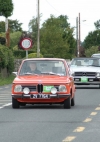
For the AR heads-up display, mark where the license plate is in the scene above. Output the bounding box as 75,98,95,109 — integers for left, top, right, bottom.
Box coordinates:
81,77,88,82
31,94,49,99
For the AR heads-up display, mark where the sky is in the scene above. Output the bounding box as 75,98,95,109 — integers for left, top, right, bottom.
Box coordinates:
1,0,100,41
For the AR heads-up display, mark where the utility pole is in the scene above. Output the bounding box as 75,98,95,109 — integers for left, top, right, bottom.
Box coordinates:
76,17,79,57
5,18,10,47
78,13,80,57
37,0,40,57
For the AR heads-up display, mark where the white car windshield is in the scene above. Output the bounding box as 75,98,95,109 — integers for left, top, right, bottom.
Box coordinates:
19,60,66,76
70,58,100,67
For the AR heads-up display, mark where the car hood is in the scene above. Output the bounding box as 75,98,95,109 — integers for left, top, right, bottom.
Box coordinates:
70,66,100,72
13,75,70,84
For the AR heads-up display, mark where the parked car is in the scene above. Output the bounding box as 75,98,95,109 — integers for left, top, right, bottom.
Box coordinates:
12,58,75,109
91,53,100,58
70,57,100,87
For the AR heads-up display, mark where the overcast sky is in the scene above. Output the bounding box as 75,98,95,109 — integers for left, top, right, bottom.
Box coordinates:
1,0,100,41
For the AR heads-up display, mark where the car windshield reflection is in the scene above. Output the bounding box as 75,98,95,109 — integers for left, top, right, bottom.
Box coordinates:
70,58,100,67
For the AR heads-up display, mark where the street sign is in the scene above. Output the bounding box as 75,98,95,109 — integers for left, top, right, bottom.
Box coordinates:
20,38,33,50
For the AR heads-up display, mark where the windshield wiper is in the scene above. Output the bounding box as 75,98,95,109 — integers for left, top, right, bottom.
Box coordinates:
20,72,38,75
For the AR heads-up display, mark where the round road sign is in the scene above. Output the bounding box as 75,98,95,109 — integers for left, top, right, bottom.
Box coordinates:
20,38,33,50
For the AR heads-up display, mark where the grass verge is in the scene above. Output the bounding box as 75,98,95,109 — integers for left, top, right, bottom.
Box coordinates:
0,74,15,86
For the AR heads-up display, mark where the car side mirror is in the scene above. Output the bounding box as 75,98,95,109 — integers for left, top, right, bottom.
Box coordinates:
12,72,17,76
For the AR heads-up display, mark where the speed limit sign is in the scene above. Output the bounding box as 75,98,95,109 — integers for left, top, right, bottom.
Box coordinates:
20,38,33,50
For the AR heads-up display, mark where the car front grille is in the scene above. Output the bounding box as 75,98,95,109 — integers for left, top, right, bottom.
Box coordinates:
74,72,96,76
22,85,59,93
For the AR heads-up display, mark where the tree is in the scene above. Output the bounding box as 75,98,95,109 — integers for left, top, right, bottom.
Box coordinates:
0,19,23,33
28,16,38,44
94,20,100,30
0,0,13,18
85,46,100,57
8,19,23,32
40,15,76,59
84,30,100,49
0,0,14,47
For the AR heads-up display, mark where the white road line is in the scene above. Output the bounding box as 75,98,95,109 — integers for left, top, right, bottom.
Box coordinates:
0,103,12,109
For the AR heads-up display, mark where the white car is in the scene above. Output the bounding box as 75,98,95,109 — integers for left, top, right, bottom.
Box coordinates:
91,53,100,58
70,57,100,87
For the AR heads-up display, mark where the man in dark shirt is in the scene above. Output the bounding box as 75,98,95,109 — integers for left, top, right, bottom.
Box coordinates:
28,62,41,74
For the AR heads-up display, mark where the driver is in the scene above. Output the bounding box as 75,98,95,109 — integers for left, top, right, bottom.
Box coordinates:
28,62,41,74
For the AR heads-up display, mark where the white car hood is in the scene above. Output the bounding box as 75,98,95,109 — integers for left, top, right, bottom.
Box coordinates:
70,66,100,72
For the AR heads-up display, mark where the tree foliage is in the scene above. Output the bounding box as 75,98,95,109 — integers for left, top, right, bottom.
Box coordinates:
0,45,14,74
10,31,22,48
39,15,76,59
0,0,13,18
28,16,38,43
85,46,100,57
0,19,23,33
94,20,100,30
84,30,100,49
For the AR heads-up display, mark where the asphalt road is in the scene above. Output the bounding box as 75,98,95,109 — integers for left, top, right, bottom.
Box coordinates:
0,84,100,142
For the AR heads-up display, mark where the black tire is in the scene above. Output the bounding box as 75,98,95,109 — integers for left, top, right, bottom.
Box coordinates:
99,85,100,88
64,96,71,109
12,97,19,108
71,96,75,106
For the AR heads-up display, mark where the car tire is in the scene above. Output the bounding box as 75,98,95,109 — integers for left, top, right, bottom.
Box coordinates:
64,96,71,109
71,96,75,106
12,97,20,108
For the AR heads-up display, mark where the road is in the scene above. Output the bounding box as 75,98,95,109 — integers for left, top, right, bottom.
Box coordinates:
0,84,100,142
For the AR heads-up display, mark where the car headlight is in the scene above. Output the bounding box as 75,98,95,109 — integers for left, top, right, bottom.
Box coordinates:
51,87,57,94
23,87,30,94
96,72,100,77
59,85,67,92
14,85,22,92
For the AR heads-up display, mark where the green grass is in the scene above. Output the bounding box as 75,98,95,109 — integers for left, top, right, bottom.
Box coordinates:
0,75,15,86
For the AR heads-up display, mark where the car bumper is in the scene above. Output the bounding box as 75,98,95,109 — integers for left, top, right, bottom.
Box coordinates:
12,94,71,103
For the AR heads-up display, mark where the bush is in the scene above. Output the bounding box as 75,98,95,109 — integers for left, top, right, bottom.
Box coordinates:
28,53,43,58
43,54,54,58
13,50,34,58
0,44,14,74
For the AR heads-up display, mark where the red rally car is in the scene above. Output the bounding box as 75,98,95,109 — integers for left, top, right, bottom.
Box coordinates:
12,58,76,109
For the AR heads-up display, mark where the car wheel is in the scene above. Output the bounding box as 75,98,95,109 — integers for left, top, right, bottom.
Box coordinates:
99,85,100,88
64,96,71,109
71,96,75,106
12,97,20,108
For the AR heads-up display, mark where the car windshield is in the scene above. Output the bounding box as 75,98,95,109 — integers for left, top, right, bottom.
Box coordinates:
92,54,100,58
70,58,100,67
19,60,66,76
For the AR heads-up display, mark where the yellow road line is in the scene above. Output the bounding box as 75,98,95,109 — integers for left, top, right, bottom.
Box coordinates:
90,112,97,115
73,127,85,132
83,118,92,122
62,136,76,142
95,107,100,110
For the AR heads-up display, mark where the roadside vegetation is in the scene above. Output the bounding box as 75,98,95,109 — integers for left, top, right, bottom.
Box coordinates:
0,74,15,86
